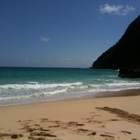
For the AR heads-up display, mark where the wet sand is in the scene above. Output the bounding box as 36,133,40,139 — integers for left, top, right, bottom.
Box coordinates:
0,89,140,140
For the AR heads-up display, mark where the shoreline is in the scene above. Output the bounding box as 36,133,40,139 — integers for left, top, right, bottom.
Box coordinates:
94,88,140,98
1,88,140,107
1,89,140,139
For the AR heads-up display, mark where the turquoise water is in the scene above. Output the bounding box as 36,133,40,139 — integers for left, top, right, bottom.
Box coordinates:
0,67,140,106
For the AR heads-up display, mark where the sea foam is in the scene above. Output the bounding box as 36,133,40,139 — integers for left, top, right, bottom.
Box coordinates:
0,67,140,106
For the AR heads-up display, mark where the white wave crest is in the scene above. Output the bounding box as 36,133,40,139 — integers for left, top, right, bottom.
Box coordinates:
0,88,68,102
0,82,83,90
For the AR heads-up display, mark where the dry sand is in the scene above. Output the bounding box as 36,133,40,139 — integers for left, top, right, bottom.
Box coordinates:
0,89,140,140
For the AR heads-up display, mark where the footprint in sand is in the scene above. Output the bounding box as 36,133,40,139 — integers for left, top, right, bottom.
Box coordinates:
40,118,48,123
67,121,84,127
34,124,40,126
92,115,101,117
11,134,23,139
111,119,118,121
54,120,61,124
40,127,50,131
30,131,57,137
0,133,24,139
121,130,132,135
100,134,115,140
76,128,90,134
0,133,11,139
49,125,60,128
88,132,97,136
87,117,94,120
90,112,95,114
88,120,102,124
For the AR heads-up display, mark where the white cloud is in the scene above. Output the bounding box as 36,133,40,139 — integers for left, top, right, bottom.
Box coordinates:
40,37,50,42
24,59,29,64
99,4,135,16
121,5,135,16
57,58,73,61
33,59,39,63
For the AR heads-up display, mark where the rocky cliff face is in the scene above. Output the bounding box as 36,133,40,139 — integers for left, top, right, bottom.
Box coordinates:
118,68,140,78
92,15,140,70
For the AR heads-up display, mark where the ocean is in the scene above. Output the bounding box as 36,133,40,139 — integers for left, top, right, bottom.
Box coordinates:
0,67,140,106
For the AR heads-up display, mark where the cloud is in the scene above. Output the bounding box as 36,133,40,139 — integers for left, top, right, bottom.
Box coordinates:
24,59,29,64
99,4,135,16
57,58,73,61
40,37,50,42
33,59,39,63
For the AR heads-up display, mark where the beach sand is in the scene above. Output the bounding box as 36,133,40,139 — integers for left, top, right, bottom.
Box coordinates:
0,89,140,140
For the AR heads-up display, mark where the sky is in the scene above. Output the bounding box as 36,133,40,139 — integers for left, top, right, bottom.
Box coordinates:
0,0,140,68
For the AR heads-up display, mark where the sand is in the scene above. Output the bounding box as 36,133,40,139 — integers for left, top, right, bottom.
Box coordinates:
0,89,140,140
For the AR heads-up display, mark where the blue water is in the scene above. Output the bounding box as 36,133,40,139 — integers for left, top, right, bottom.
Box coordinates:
0,67,140,106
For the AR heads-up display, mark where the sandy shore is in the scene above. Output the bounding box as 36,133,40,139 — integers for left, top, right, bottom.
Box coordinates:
1,89,140,140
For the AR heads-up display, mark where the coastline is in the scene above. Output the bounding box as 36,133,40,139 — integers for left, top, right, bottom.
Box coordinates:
94,88,140,98
1,89,140,140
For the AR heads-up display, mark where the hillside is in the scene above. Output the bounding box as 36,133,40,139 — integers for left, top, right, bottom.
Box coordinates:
92,15,140,70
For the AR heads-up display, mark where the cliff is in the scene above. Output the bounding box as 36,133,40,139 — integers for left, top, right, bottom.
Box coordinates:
92,15,140,70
